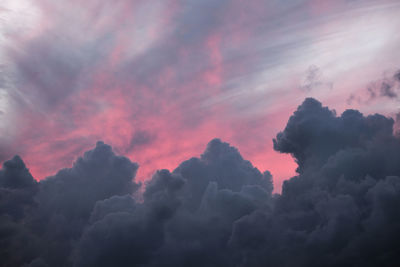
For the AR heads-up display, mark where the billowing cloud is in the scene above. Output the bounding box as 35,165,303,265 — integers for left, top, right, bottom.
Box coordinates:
0,141,139,266
1,98,400,266
273,98,394,172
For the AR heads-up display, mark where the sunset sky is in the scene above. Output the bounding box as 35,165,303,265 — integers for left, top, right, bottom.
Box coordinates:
1,0,400,192
3,1,400,266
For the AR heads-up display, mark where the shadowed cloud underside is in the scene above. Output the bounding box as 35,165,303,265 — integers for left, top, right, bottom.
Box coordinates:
1,98,400,266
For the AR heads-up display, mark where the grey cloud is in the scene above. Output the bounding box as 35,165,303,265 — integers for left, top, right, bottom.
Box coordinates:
127,130,156,152
89,194,136,223
300,65,332,92
22,258,49,267
380,81,397,98
273,98,393,172
75,169,185,267
0,155,36,189
347,69,400,105
271,98,400,266
74,211,162,267
2,98,400,266
0,141,139,266
0,156,39,267
174,138,273,211
394,70,400,82
361,70,400,102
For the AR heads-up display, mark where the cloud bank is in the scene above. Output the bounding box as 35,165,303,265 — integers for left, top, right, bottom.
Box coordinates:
1,98,400,266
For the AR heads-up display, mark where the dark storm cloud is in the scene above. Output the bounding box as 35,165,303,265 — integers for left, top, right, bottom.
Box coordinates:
74,170,185,267
0,155,36,189
0,156,39,266
271,98,400,266
273,97,394,172
0,141,139,266
2,98,400,266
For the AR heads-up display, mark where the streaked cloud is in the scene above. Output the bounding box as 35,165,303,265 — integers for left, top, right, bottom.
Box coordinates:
0,0,399,191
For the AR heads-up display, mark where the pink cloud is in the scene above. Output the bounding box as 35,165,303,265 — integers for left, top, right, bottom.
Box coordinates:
2,0,400,194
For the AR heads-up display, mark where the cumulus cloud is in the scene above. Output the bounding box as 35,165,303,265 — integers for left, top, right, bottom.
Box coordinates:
273,97,394,172
0,141,139,266
1,98,400,266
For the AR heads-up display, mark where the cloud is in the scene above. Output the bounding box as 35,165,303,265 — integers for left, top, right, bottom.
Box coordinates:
75,169,185,267
273,97,394,172
394,70,400,82
0,155,36,189
127,130,157,152
0,155,39,266
271,98,400,266
0,141,140,266
300,65,333,92
349,69,400,104
2,98,400,266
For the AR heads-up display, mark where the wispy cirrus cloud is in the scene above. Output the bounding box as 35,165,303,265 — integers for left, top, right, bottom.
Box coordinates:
0,0,400,191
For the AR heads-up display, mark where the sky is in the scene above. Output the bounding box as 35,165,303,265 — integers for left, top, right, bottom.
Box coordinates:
2,1,400,265
1,0,400,192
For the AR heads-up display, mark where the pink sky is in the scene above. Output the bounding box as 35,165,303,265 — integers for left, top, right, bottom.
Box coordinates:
0,0,400,192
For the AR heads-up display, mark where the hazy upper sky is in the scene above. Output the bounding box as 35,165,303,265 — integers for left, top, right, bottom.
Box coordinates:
1,0,400,191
